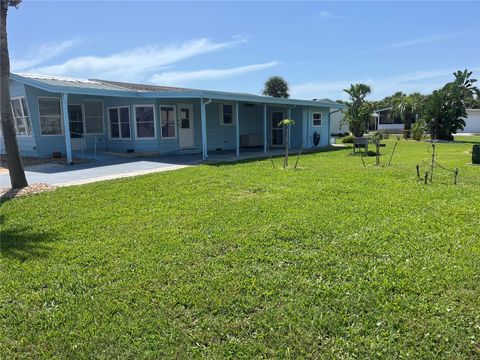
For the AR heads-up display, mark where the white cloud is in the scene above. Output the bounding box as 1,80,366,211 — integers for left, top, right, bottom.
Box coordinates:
11,39,79,71
317,10,353,20
290,68,480,100
150,61,278,85
28,37,248,81
355,32,466,56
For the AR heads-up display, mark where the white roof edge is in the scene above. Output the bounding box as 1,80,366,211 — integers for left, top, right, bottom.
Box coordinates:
13,72,100,84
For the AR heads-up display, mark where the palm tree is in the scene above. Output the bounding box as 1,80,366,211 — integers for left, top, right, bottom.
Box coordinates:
342,84,372,137
423,70,480,140
390,92,423,131
1,0,27,188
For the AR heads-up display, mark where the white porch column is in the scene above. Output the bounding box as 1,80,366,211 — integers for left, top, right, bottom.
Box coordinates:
201,98,208,160
235,102,240,157
263,104,267,153
62,93,73,165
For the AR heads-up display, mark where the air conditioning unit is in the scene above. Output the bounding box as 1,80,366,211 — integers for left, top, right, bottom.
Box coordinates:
240,134,263,147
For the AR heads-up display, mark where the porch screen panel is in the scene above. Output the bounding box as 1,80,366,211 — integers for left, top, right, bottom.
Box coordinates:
109,108,120,138
39,98,62,135
109,107,130,139
85,100,104,134
135,106,155,138
120,107,131,138
161,106,176,138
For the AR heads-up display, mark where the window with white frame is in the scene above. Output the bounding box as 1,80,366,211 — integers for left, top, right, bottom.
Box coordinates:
11,97,32,136
160,105,176,139
84,100,104,134
220,104,234,125
312,112,322,127
108,107,130,139
39,97,63,135
135,105,155,138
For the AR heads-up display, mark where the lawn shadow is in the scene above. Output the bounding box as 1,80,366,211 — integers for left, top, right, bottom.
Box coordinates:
1,188,29,203
0,214,58,262
206,146,348,167
453,139,480,145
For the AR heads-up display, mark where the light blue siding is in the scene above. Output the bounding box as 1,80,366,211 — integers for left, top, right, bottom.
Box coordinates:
157,98,202,154
0,137,37,157
303,106,330,148
102,97,153,153
10,79,26,97
205,102,235,151
205,102,271,151
24,85,110,157
25,85,66,157
290,106,304,148
7,78,335,159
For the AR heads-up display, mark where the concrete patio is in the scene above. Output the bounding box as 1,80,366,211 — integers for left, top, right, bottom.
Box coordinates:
0,147,295,188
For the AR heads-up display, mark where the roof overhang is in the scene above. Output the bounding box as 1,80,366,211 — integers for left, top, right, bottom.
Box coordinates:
11,73,344,109
11,73,140,97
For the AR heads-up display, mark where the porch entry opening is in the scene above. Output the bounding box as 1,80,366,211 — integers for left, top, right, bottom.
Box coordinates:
178,104,194,149
68,104,84,151
271,110,285,147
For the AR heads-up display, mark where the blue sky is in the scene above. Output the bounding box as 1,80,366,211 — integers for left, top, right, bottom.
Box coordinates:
8,1,480,100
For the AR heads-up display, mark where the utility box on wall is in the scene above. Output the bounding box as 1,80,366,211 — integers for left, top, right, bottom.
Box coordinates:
473,145,480,164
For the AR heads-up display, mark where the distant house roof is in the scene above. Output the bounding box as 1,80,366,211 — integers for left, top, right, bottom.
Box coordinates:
11,73,344,109
374,107,393,113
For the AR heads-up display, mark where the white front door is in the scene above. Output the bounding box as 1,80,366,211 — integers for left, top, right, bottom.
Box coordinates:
178,104,194,149
68,105,84,151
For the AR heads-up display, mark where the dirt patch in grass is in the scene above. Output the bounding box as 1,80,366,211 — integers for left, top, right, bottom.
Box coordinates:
0,183,57,201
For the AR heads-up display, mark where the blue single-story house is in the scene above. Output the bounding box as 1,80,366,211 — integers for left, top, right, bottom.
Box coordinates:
2,73,343,163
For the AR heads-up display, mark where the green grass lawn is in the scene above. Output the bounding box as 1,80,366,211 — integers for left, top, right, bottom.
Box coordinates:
1,138,479,359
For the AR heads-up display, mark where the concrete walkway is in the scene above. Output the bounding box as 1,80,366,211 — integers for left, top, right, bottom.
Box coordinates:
0,155,201,188
0,147,326,188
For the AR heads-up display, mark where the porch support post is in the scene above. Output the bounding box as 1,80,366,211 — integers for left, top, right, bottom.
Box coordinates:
263,104,267,153
235,102,240,157
201,97,208,160
62,93,73,165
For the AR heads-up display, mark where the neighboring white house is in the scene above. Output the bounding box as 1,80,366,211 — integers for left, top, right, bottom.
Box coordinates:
330,109,348,134
374,107,405,132
327,103,480,136
460,109,480,133
372,107,480,134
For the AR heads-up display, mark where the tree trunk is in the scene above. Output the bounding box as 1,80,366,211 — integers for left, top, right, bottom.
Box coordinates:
284,126,289,168
0,2,27,188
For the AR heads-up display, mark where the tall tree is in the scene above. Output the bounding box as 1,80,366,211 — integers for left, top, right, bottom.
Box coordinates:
262,76,289,98
1,0,27,188
342,83,372,137
422,70,480,140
